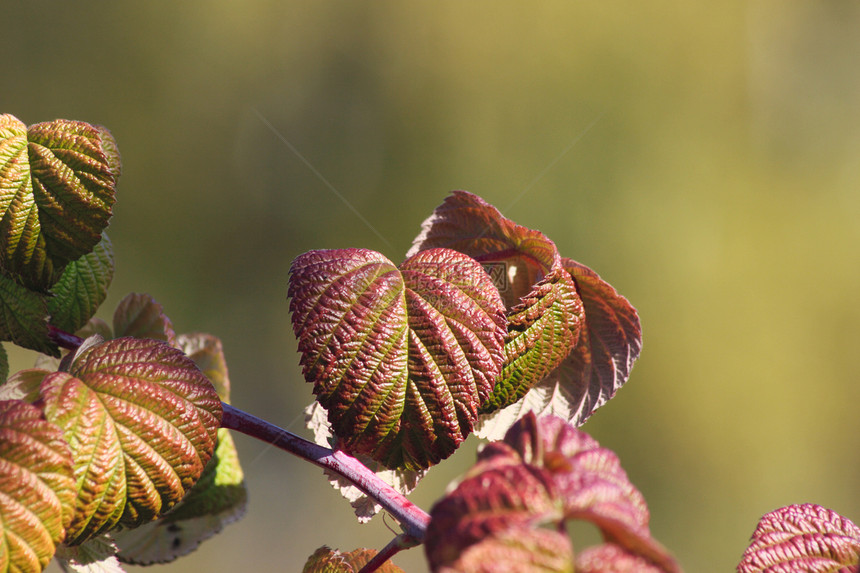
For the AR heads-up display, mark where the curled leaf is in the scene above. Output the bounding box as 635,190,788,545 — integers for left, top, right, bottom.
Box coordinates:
289,247,506,470
112,293,176,345
40,337,222,544
738,504,860,573
408,191,640,437
0,114,118,290
0,399,76,572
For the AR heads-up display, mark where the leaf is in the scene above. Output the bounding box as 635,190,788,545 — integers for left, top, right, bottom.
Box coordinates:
407,191,585,416
0,399,76,572
438,529,574,573
0,114,118,290
176,333,231,401
112,429,246,565
112,332,246,564
48,233,114,333
112,293,176,345
55,536,125,573
482,267,582,413
475,258,641,439
738,504,860,573
39,337,222,544
302,546,405,573
0,343,7,382
289,247,506,470
0,270,59,356
576,544,668,573
305,401,426,522
0,368,51,402
425,413,681,573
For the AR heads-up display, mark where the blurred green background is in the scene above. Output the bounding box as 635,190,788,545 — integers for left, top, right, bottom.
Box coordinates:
3,2,859,571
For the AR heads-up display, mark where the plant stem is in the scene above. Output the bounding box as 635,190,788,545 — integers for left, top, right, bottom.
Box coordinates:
358,533,420,573
219,402,431,541
47,325,84,351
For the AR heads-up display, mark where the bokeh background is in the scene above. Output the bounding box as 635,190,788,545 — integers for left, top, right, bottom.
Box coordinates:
3,2,860,571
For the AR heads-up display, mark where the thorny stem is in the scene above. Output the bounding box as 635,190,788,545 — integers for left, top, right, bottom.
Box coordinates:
219,403,431,542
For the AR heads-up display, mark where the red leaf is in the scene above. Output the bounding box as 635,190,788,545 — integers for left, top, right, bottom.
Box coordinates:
289,247,506,470
426,413,680,573
738,504,860,573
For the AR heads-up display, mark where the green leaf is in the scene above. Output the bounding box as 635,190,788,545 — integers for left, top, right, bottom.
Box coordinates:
302,546,405,573
0,114,118,290
0,270,58,356
48,233,114,333
482,267,582,413
39,337,222,544
112,293,176,345
0,399,76,572
289,247,507,470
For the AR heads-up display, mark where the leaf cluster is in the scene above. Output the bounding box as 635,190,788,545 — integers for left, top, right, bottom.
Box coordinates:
3,114,858,573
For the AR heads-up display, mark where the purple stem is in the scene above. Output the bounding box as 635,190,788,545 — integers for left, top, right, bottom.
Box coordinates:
219,403,430,541
47,325,84,351
357,533,420,573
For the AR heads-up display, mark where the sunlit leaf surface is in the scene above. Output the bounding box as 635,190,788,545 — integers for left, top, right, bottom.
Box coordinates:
48,233,114,334
0,399,76,572
290,247,506,470
0,114,118,290
39,337,222,544
302,546,405,573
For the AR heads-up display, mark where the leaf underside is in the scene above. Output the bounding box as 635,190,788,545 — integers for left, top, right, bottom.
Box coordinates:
290,247,506,470
48,232,114,334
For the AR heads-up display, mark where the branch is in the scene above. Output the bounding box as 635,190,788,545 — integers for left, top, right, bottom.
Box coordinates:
358,533,420,573
220,403,431,541
47,325,84,351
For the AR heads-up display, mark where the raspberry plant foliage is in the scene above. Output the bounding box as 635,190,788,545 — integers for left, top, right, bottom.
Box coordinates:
0,113,856,572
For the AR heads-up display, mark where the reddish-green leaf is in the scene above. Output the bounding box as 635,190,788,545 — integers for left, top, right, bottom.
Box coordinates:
48,233,114,334
114,334,246,564
738,504,860,573
0,114,118,290
289,247,506,470
302,546,405,573
0,399,76,572
39,337,222,545
426,413,680,573
407,191,585,417
112,293,176,345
